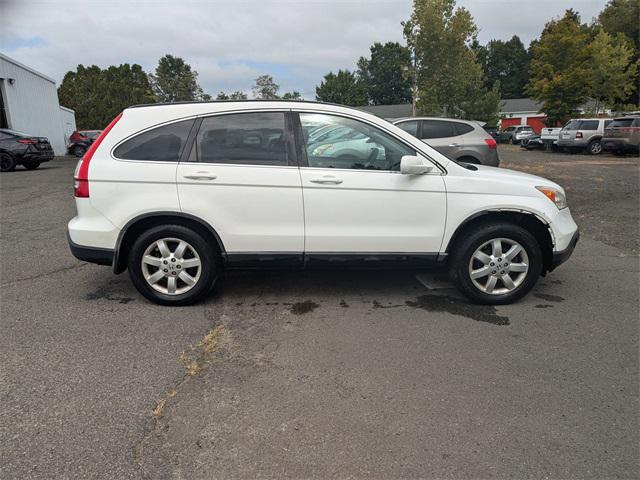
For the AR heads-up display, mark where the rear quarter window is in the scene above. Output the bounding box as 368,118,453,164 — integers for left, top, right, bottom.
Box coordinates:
114,119,195,161
454,123,474,135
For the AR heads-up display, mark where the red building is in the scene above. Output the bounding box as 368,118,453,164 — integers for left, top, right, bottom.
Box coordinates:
499,98,547,133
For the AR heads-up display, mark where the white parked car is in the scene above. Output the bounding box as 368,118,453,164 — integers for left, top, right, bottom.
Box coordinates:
68,101,579,306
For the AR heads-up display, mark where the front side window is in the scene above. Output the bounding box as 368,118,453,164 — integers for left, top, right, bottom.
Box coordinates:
299,113,415,171
396,120,419,136
114,119,194,161
196,112,288,166
421,120,457,139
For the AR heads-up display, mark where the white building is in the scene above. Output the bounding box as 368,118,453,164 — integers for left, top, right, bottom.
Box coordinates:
0,53,76,155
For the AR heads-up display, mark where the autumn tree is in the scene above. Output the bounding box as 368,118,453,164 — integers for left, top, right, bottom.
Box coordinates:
403,0,499,122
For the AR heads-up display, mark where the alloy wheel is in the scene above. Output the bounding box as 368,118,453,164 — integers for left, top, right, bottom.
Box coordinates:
468,238,529,295
141,237,202,295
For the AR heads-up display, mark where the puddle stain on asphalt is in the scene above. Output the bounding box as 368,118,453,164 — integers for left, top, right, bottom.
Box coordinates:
405,294,510,326
339,299,350,308
290,300,320,315
534,293,565,303
535,304,554,309
372,300,403,309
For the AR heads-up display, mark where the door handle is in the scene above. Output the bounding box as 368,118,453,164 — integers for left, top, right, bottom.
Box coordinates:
183,172,217,180
309,176,343,184
448,143,461,147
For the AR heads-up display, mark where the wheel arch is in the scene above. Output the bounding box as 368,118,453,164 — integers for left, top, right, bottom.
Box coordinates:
444,210,555,273
113,212,226,274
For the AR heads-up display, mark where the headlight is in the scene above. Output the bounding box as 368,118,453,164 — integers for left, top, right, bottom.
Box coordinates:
536,186,567,209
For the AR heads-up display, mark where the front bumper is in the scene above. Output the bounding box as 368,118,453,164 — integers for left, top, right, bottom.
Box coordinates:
67,231,114,266
550,229,579,271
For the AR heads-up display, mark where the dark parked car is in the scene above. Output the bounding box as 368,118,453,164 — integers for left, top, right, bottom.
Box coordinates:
602,116,640,155
483,126,500,141
0,128,54,172
520,135,545,150
67,130,102,157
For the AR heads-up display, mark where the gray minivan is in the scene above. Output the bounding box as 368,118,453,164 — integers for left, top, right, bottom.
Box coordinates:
557,118,612,155
393,117,499,166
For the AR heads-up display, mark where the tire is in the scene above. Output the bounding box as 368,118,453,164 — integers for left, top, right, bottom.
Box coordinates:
1,153,16,172
23,160,41,170
127,224,219,306
73,145,86,157
450,222,543,305
587,139,602,155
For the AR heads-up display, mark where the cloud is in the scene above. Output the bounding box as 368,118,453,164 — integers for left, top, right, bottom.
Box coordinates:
1,0,607,99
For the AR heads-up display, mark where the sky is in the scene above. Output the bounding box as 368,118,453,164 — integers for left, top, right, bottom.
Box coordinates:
1,0,608,99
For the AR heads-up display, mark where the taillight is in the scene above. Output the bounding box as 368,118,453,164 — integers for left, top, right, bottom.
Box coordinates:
575,131,583,139
18,139,37,144
74,112,122,198
484,138,497,149
621,127,640,132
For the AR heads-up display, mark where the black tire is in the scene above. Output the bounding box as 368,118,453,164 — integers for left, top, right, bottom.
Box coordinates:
73,145,86,157
1,153,16,172
587,139,602,155
23,160,41,170
127,224,219,306
449,222,543,305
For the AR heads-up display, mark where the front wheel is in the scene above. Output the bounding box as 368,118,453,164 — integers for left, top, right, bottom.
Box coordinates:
450,223,543,305
23,160,41,170
127,225,219,306
72,145,86,157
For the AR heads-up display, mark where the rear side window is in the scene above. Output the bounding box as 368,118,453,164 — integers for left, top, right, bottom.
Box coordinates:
609,118,634,128
421,120,457,139
196,112,288,166
396,120,419,136
454,123,474,135
114,119,194,161
580,120,598,130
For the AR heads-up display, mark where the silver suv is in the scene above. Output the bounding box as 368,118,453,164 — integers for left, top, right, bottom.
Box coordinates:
393,117,499,166
557,118,613,155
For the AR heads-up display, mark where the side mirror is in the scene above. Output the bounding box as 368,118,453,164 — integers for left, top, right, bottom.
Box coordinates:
400,155,434,175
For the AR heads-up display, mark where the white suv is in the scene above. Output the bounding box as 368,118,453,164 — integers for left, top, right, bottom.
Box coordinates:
68,101,579,306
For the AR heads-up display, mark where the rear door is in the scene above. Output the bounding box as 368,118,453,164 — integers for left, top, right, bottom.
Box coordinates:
420,120,463,158
176,111,304,265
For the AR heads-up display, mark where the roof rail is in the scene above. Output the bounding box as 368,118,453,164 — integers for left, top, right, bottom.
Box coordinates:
127,99,354,109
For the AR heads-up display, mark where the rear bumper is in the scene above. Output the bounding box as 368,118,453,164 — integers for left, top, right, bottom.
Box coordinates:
21,152,54,162
550,229,579,271
67,231,114,266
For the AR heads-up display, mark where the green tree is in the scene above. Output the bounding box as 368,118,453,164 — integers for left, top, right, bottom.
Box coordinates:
599,0,640,105
58,63,155,129
403,0,499,122
357,42,412,105
252,75,280,99
588,29,638,112
315,70,367,106
216,91,248,100
483,36,529,98
149,54,209,102
527,10,592,124
282,91,302,100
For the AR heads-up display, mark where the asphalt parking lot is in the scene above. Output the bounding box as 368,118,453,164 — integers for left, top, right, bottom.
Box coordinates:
1,146,638,479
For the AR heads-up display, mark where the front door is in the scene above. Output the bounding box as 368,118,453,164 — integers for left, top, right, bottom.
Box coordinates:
176,111,304,266
295,112,447,260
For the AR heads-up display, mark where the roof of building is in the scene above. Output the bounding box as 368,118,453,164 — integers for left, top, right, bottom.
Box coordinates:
499,98,543,114
357,104,413,119
0,53,57,84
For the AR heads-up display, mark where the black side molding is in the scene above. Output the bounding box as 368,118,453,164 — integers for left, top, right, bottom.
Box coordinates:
550,230,579,271
67,232,114,267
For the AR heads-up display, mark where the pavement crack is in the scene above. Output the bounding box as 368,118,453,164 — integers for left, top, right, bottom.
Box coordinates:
1,263,88,287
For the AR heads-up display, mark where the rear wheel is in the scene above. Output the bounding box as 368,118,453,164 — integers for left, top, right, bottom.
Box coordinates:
587,139,602,155
0,153,16,172
72,145,86,157
127,225,219,306
23,160,41,170
450,222,543,305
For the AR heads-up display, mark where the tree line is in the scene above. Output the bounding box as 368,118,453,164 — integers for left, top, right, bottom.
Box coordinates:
59,0,638,129
315,0,638,126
